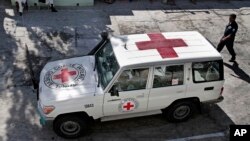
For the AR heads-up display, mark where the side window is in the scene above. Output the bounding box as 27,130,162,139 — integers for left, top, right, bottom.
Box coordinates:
192,60,223,83
114,68,149,92
153,65,184,88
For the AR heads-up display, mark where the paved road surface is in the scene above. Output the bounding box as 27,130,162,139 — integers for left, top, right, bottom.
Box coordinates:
0,0,249,140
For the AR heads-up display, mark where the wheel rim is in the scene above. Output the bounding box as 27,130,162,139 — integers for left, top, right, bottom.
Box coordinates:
173,105,191,120
60,121,81,136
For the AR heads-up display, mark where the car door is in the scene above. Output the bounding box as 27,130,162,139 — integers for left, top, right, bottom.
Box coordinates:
148,64,186,111
186,60,224,102
103,68,151,116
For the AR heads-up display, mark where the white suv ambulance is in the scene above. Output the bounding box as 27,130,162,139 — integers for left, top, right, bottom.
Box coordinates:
37,31,224,138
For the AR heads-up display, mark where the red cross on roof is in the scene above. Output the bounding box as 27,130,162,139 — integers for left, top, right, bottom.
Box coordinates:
53,68,77,83
135,33,188,58
123,102,134,111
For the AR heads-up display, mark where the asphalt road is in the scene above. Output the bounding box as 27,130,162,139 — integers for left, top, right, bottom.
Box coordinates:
0,0,249,141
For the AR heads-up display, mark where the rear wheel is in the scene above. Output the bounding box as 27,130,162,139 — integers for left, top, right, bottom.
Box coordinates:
53,115,88,139
163,101,195,122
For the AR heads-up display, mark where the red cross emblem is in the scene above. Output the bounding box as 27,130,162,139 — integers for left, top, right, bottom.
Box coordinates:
135,33,188,58
123,102,135,111
53,68,77,83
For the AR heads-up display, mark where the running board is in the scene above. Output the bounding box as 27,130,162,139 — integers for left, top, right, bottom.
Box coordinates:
101,110,162,122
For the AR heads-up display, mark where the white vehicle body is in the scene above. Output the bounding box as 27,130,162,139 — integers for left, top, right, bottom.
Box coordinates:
37,31,224,132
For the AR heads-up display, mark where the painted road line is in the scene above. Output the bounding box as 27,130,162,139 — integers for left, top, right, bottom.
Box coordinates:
166,132,225,141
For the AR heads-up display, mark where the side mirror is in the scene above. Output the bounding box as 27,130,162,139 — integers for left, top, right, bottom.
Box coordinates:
110,85,119,97
101,32,108,40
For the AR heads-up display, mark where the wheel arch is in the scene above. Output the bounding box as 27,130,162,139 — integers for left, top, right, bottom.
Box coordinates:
163,97,201,112
54,111,94,125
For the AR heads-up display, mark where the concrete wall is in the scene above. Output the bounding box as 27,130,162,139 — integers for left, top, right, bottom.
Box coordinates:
11,0,94,6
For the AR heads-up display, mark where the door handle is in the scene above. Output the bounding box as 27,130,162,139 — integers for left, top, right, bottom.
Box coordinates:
204,87,214,91
108,99,121,102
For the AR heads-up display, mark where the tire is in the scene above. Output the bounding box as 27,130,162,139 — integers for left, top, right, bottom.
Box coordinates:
53,115,88,139
163,101,195,122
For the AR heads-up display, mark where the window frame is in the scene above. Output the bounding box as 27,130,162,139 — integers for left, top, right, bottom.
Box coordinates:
111,67,151,92
192,60,224,83
152,64,185,89
95,41,120,90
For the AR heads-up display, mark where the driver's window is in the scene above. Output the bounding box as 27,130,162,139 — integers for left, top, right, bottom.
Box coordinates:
114,68,149,92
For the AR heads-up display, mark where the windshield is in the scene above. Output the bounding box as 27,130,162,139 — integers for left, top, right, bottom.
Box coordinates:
95,42,120,89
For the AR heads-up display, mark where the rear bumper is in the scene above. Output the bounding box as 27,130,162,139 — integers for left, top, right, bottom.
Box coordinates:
202,96,224,104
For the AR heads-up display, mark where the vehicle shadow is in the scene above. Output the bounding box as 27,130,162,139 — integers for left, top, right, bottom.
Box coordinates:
0,1,43,141
224,61,250,83
80,103,232,141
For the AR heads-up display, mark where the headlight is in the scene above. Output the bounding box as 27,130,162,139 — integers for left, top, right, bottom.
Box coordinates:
42,105,55,115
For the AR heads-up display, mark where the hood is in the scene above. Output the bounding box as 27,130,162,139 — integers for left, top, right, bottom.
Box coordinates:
39,56,98,102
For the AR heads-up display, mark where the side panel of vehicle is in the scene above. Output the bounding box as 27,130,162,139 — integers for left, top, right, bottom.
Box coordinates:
185,60,224,102
49,94,104,120
147,63,187,111
103,67,153,116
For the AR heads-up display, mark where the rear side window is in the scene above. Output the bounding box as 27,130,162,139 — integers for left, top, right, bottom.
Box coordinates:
192,60,224,83
153,65,184,88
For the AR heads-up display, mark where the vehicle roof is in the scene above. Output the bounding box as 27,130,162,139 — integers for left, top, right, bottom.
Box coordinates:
110,31,222,68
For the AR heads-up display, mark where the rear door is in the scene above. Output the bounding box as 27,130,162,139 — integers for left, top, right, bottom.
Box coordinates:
186,60,224,102
148,64,186,111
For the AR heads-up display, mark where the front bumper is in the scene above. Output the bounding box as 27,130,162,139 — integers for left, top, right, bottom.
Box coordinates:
37,101,54,126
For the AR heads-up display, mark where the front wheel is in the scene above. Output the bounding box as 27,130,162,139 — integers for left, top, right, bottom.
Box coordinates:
163,101,195,122
53,115,88,139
